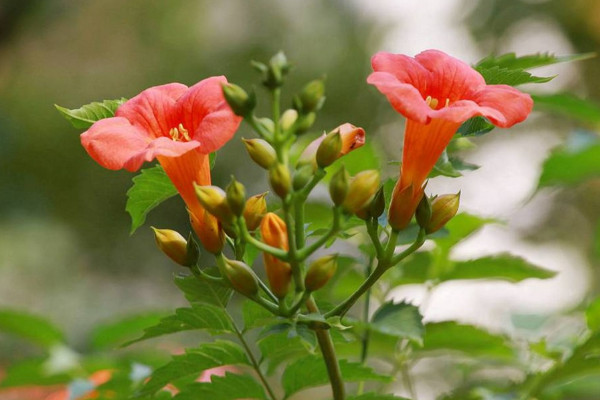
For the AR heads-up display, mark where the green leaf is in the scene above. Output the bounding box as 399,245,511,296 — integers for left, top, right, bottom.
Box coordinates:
0,358,71,388
532,93,600,127
209,152,217,169
457,116,495,137
419,321,514,359
434,213,497,252
138,340,251,396
441,254,556,283
0,309,65,348
347,394,410,400
370,301,424,344
538,134,600,187
586,297,600,332
124,305,233,345
475,52,594,71
242,300,277,332
173,372,267,400
475,66,554,86
90,312,168,350
257,331,313,374
174,273,232,307
126,165,178,234
430,150,479,178
282,355,392,397
55,98,127,129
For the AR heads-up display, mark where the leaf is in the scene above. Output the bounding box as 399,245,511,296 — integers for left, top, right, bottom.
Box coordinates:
174,273,232,307
434,213,497,252
125,165,178,234
347,394,410,400
0,309,65,348
257,331,313,374
124,305,233,345
475,66,554,86
137,340,251,396
430,150,479,178
55,98,127,129
457,116,495,137
475,52,594,71
209,152,217,169
172,372,267,400
538,134,600,187
419,321,514,360
90,312,168,350
282,355,392,397
0,358,71,388
370,301,424,344
242,300,277,332
587,297,600,332
441,254,556,283
532,93,600,127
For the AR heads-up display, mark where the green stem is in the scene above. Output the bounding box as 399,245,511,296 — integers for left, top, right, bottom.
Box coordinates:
365,219,384,258
240,222,289,261
246,115,273,140
400,361,417,400
306,297,345,400
360,258,374,364
296,207,342,261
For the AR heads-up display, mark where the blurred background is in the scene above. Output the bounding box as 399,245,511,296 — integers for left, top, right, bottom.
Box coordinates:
0,0,598,398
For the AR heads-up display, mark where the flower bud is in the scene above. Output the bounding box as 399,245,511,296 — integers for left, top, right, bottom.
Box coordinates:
190,210,225,254
280,109,298,132
223,258,259,297
369,186,386,219
388,184,423,231
222,83,256,117
242,138,277,169
426,193,460,234
269,164,291,198
299,123,366,169
293,164,314,191
316,130,342,168
243,192,268,231
415,194,432,229
342,170,380,214
261,51,291,89
194,185,233,224
152,228,196,267
305,255,338,292
260,213,292,298
329,166,350,206
226,176,246,216
295,79,326,113
295,112,316,134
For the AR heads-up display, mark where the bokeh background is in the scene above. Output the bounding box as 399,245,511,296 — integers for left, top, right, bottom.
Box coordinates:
1,0,599,398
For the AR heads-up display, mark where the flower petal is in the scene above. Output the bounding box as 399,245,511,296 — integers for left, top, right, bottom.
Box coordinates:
471,84,534,128
116,83,188,138
415,50,486,101
371,52,430,94
81,117,151,172
123,137,200,171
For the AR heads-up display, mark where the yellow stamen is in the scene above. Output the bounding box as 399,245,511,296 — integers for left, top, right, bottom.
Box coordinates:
445,98,450,107
169,124,191,142
425,96,439,109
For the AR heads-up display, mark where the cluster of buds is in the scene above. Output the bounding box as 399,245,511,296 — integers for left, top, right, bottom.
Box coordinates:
328,166,380,216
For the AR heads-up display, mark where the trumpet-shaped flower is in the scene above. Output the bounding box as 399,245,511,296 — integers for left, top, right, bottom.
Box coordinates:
367,50,533,230
81,76,242,251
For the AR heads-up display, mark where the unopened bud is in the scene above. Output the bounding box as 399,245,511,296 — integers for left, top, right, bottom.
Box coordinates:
293,164,314,191
269,164,291,198
152,228,195,267
388,184,422,231
280,109,298,132
243,192,268,231
426,193,460,234
329,166,350,206
415,195,432,229
305,255,338,292
190,209,225,254
295,79,326,113
194,185,233,224
258,118,275,134
369,186,386,219
343,170,380,214
222,83,256,117
263,51,291,89
295,112,316,134
223,258,259,297
260,213,291,298
226,177,246,216
242,138,277,169
316,130,342,168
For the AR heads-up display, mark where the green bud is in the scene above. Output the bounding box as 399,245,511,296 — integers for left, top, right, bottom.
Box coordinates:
295,112,316,134
329,166,350,206
152,228,197,267
262,51,291,89
343,170,380,214
280,109,298,132
316,130,342,168
226,176,246,216
269,164,292,198
426,192,460,234
242,138,277,169
194,185,233,224
369,186,386,219
223,258,259,297
415,194,432,229
222,83,256,117
296,79,326,113
257,117,275,134
305,255,338,292
293,164,314,191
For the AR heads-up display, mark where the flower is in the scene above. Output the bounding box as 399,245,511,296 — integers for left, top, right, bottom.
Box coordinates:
367,50,533,230
298,123,366,168
80,76,242,251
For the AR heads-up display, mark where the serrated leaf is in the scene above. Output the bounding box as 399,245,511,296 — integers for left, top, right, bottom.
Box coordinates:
173,372,267,400
242,300,277,332
475,65,554,86
55,98,127,129
124,305,233,346
475,52,594,71
532,93,600,127
538,134,600,187
370,301,424,344
174,273,232,307
137,340,251,396
257,331,313,374
457,116,495,137
126,165,177,234
282,355,392,397
90,312,168,350
419,321,514,359
0,309,65,348
441,254,556,283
